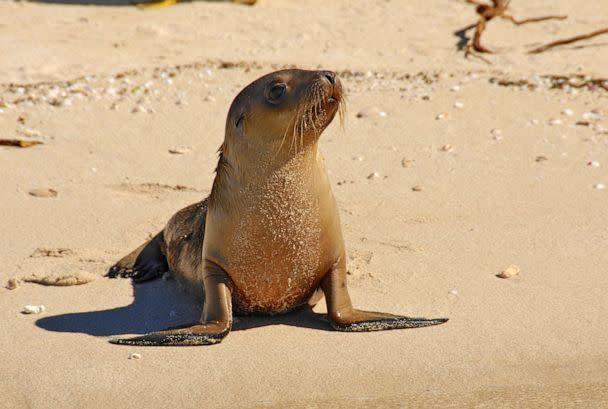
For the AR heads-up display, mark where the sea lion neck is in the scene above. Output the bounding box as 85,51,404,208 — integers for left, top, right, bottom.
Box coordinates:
227,136,320,181
208,137,322,212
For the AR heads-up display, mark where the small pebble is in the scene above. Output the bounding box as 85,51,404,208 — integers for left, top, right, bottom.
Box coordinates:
562,108,574,116
129,353,142,360
535,155,548,162
588,160,600,168
582,111,602,122
356,106,387,118
131,105,146,114
22,305,45,314
203,95,216,102
594,183,606,190
548,118,562,126
353,155,364,162
367,172,380,180
448,289,458,295
440,144,453,152
453,101,464,109
168,146,190,155
594,124,607,134
6,277,20,290
490,128,503,141
496,265,520,279
401,158,414,168
411,185,422,192
20,128,42,138
435,112,448,120
29,188,58,198
450,85,461,92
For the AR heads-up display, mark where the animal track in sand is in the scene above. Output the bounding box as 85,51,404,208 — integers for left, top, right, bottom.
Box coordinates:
376,240,421,252
30,247,75,258
347,250,375,283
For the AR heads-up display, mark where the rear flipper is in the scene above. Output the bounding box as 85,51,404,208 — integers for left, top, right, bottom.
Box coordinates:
106,231,168,283
329,310,448,332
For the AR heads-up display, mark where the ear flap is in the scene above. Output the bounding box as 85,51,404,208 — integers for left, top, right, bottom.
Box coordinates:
235,114,244,129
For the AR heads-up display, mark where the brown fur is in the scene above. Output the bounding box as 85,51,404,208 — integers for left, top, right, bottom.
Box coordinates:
107,69,447,346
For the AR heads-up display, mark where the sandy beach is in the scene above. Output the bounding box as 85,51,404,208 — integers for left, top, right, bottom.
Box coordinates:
1,1,607,408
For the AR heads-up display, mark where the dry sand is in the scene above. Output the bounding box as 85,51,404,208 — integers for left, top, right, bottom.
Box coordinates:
1,1,607,408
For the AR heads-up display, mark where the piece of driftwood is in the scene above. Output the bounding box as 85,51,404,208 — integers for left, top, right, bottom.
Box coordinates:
462,0,566,59
0,139,43,148
529,27,608,54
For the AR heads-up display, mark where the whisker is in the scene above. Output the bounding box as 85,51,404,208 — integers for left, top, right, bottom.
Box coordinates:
338,96,347,131
274,113,293,159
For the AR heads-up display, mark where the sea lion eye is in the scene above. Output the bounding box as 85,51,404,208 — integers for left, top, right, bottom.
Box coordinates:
267,83,286,104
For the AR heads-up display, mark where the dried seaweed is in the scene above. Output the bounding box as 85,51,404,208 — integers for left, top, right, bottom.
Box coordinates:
462,0,566,60
529,27,608,54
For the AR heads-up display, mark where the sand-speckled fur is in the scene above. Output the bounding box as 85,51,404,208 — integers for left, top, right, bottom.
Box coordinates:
107,69,447,346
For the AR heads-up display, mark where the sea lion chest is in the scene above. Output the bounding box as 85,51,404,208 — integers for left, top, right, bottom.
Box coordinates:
210,158,330,314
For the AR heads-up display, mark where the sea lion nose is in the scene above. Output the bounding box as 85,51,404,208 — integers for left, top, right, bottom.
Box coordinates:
321,71,336,85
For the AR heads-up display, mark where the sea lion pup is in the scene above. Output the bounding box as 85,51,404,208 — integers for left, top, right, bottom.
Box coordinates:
107,69,447,346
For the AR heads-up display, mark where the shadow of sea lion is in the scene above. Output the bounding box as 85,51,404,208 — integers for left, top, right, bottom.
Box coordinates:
35,278,331,337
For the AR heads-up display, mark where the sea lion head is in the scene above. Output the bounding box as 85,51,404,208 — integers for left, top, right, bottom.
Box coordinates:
224,69,344,152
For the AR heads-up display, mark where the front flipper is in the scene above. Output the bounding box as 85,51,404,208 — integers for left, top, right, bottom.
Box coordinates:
322,257,448,332
109,260,233,347
109,323,230,346
329,310,448,332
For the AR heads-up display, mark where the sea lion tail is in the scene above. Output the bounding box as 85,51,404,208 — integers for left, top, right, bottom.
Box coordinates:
106,231,168,283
